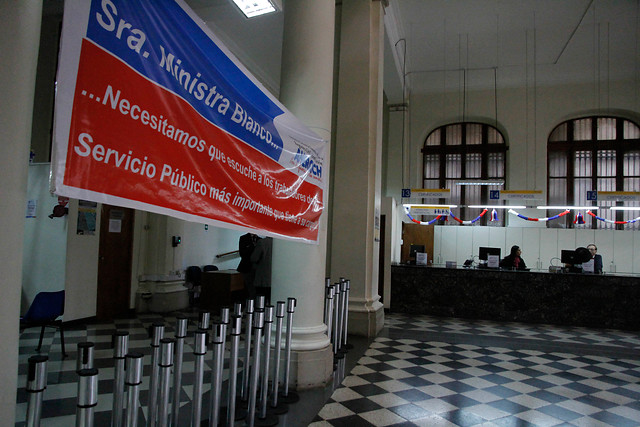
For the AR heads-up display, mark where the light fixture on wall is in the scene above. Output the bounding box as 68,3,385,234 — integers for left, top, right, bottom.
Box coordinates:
468,205,526,209
537,206,599,210
456,179,505,186
231,0,281,18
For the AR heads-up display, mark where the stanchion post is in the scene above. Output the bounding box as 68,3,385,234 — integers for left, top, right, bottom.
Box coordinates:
148,322,164,427
124,352,144,427
282,297,297,400
25,355,48,427
226,314,243,427
158,338,175,427
171,316,188,427
247,310,264,427
270,301,287,413
241,298,255,401
325,285,334,343
112,331,129,427
208,322,224,427
191,330,207,427
332,284,340,354
198,310,211,331
76,368,98,427
344,279,351,348
77,342,95,372
257,305,278,425
338,279,347,352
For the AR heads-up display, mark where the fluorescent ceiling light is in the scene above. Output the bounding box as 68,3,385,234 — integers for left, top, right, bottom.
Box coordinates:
537,206,599,210
469,205,526,209
609,206,640,211
455,179,504,186
231,0,280,18
403,204,457,208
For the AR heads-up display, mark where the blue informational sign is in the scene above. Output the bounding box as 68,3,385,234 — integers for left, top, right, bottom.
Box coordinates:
587,191,598,201
489,190,500,200
401,189,411,198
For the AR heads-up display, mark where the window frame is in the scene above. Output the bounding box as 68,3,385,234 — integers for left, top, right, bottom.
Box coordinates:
547,116,640,230
422,122,508,226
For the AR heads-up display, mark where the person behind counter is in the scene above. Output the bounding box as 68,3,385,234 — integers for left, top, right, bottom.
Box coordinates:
586,243,603,274
500,245,528,271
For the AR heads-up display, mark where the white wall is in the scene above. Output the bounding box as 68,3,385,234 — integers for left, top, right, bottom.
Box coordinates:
22,164,68,313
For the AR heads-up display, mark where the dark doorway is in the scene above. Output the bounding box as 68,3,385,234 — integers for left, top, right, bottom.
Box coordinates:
97,205,134,320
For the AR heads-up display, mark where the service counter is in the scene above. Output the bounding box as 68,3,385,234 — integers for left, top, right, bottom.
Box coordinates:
391,264,640,330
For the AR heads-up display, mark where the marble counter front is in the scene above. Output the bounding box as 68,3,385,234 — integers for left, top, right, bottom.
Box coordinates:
391,265,640,330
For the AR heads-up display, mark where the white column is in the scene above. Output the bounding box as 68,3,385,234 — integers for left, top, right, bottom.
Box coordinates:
272,0,335,388
331,0,385,336
0,1,42,421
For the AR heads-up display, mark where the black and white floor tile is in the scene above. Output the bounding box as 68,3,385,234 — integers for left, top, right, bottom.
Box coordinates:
16,311,640,426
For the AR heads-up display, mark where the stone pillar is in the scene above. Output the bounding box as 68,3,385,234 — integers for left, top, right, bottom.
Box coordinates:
331,0,385,337
0,1,42,421
271,0,335,389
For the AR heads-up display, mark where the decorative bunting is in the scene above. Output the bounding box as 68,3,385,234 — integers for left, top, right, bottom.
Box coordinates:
403,206,445,225
586,210,640,225
574,212,585,224
490,208,499,222
508,209,570,221
449,209,488,225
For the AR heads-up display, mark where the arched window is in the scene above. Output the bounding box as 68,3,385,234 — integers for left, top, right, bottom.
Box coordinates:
547,116,640,229
422,122,507,226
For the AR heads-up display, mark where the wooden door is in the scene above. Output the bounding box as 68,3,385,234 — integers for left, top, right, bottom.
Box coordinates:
97,205,134,320
401,223,435,264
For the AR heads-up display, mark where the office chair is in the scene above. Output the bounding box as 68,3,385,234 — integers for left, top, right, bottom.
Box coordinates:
20,290,67,358
185,266,203,307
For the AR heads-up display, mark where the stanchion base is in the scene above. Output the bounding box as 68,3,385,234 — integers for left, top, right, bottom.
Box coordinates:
344,343,354,350
254,413,279,426
268,401,289,415
334,351,345,360
278,390,299,404
218,404,248,422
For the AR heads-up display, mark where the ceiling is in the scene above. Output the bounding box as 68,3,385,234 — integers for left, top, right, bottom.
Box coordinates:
186,0,639,105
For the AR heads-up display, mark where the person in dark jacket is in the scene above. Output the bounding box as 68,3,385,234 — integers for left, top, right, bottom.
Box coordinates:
500,245,528,270
587,243,603,274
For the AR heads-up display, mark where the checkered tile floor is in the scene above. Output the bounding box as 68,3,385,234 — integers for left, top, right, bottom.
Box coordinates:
16,312,640,426
311,315,640,426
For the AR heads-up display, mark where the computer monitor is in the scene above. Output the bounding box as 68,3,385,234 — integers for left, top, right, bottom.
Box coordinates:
409,244,425,259
478,247,501,261
561,249,578,265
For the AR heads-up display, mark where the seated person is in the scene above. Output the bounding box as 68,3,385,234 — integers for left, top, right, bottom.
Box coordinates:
586,243,603,274
500,245,528,271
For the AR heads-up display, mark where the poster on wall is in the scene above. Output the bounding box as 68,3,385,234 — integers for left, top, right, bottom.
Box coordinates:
52,0,326,243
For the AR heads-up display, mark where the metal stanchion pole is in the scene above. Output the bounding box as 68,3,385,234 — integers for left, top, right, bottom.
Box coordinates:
233,302,242,317
332,284,340,355
344,279,352,349
191,330,207,427
25,355,48,427
148,322,164,427
270,301,288,414
279,298,299,403
256,305,278,426
325,285,334,344
112,331,129,427
158,338,175,427
124,352,144,427
241,299,255,402
199,310,211,331
76,368,98,427
337,279,347,356
226,314,244,426
324,278,331,326
247,310,264,427
256,295,265,312
171,316,188,427
77,342,95,372
208,322,224,427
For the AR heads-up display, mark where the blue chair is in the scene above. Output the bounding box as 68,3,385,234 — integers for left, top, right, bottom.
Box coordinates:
21,290,67,358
